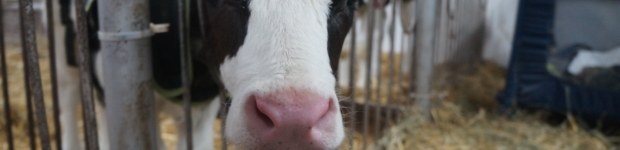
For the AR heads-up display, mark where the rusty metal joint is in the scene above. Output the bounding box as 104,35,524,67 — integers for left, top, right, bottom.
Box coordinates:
97,23,169,41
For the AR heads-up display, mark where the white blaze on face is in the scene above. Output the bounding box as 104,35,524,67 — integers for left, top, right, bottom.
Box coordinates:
220,0,345,149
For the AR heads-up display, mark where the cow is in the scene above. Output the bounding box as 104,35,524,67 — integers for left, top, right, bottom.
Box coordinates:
53,0,359,149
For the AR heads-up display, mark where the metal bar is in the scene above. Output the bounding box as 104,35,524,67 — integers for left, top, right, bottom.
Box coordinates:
373,2,385,141
74,0,100,149
414,0,437,120
20,44,35,150
17,1,37,149
97,0,158,148
362,0,376,148
44,0,62,148
386,0,397,130
19,0,53,149
397,34,407,123
22,57,36,150
177,0,194,148
407,26,415,107
219,92,228,150
397,34,404,102
0,0,14,148
347,10,356,150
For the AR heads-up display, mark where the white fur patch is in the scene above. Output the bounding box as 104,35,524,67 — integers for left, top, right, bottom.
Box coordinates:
220,0,345,148
568,46,620,75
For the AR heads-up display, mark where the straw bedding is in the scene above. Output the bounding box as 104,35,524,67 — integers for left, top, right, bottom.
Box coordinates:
1,44,618,149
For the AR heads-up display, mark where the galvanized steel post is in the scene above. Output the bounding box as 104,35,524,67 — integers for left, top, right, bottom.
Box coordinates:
97,0,158,149
413,0,437,120
347,9,356,150
44,0,62,148
74,0,99,148
386,0,398,130
19,0,53,149
0,0,14,149
362,0,376,148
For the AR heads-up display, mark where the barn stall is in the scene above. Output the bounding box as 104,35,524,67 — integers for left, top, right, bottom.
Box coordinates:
0,0,619,150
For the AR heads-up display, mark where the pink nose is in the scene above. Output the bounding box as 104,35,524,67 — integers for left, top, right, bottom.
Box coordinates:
245,91,335,149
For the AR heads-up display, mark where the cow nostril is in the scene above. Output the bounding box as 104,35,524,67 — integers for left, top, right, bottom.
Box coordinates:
256,101,275,128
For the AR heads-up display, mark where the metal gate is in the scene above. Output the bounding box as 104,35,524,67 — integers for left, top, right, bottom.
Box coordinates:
0,0,488,149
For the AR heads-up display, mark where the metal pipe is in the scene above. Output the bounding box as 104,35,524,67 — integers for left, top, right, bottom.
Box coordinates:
19,0,53,149
386,0,397,130
22,52,36,150
219,92,228,150
19,42,35,150
397,34,404,102
74,0,99,149
373,2,385,140
397,34,407,123
362,0,376,148
0,0,14,148
413,0,437,120
177,0,194,148
347,9,357,150
23,65,36,150
44,0,62,148
97,0,158,148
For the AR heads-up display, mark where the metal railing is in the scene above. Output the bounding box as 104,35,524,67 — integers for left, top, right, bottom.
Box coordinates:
0,0,487,149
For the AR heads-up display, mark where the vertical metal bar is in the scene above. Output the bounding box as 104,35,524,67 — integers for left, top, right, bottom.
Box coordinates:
17,1,37,149
362,0,376,148
74,0,100,149
386,0,397,130
414,0,437,120
20,50,36,150
98,0,157,148
397,34,404,103
373,2,386,141
44,0,62,148
0,0,14,148
19,0,53,149
407,20,416,108
397,34,406,123
347,11,356,150
177,0,194,148
22,59,36,150
219,92,228,150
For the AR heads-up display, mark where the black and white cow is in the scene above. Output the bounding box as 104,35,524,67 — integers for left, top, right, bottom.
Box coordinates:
54,0,359,149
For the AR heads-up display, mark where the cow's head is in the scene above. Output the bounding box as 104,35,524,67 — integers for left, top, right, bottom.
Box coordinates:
201,0,357,149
